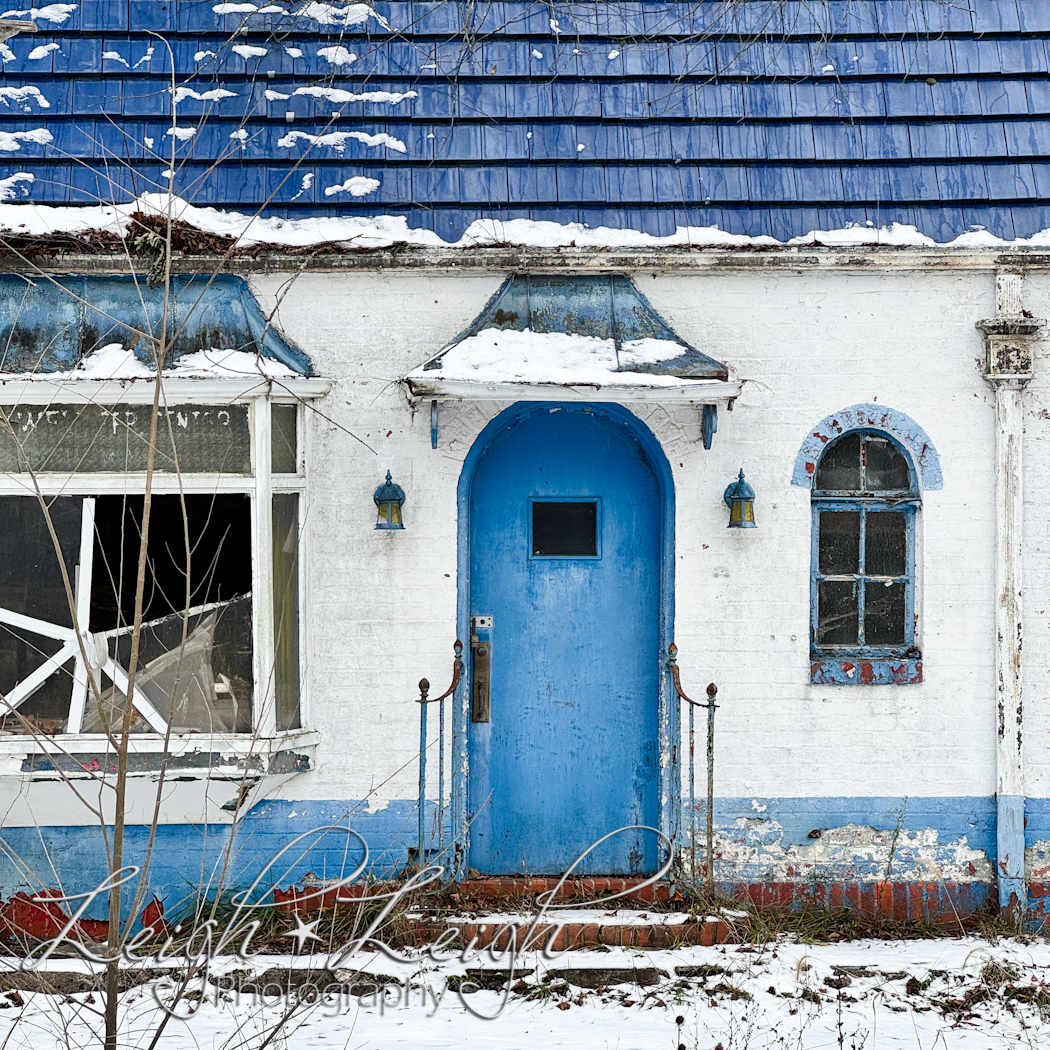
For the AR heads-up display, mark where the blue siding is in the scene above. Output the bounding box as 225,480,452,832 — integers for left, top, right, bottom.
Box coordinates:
0,1,1049,240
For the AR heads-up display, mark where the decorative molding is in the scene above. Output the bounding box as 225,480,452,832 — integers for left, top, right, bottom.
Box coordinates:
791,404,943,491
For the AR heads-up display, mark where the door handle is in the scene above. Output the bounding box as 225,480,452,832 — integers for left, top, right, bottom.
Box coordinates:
471,615,492,722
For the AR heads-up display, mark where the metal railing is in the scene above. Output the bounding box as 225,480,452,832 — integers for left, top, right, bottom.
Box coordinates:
415,640,462,867
414,640,715,889
668,643,718,894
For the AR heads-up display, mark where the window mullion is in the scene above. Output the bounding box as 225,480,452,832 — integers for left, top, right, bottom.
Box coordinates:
252,399,277,739
857,508,867,647
65,496,96,734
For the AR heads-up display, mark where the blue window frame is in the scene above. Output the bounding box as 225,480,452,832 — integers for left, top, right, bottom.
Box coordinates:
810,430,922,685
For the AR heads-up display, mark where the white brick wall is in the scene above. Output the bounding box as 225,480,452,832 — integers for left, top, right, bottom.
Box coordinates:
250,266,1002,808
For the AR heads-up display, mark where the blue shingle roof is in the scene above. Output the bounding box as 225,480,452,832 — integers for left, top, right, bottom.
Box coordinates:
1,0,1049,241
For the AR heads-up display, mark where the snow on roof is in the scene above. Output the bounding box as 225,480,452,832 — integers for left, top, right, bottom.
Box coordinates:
0,194,1044,253
405,273,734,399
0,1,1048,242
409,329,704,388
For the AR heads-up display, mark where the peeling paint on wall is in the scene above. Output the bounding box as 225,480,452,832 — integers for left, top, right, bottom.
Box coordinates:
688,816,993,883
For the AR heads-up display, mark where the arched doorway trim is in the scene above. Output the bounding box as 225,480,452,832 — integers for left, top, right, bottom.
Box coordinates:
451,401,678,878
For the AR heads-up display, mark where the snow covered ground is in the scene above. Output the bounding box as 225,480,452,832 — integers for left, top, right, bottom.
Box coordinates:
1,936,1049,1049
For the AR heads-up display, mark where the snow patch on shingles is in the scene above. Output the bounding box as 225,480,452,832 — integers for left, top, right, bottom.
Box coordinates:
0,4,77,23
285,46,302,58
194,50,217,62
132,46,154,68
0,86,49,110
291,85,416,105
317,45,355,66
165,126,195,141
213,2,259,11
26,43,59,60
7,193,1050,252
231,44,268,59
324,175,379,197
101,51,128,67
0,172,32,200
708,817,994,882
229,129,248,145
300,2,387,29
456,217,782,249
290,172,313,200
414,329,700,388
173,86,237,103
277,129,405,153
0,128,51,152
263,89,290,101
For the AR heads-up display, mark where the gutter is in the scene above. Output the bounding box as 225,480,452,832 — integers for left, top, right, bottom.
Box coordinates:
6,247,1050,276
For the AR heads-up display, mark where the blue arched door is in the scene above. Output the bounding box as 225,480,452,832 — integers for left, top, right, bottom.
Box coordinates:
467,404,663,875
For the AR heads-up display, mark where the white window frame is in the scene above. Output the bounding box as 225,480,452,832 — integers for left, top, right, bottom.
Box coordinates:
0,377,330,756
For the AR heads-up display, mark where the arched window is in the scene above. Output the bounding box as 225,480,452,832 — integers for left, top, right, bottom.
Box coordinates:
811,430,922,685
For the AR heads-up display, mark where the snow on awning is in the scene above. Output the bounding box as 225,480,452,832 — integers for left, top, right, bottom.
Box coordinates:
0,273,313,379
404,274,739,402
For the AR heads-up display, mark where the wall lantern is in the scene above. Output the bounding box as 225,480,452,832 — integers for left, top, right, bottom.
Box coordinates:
723,469,756,529
374,470,406,530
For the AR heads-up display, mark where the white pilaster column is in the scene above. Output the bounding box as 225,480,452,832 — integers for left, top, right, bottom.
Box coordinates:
978,272,1045,914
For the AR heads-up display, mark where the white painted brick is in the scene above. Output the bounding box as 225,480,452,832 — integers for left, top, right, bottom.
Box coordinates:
243,267,1015,805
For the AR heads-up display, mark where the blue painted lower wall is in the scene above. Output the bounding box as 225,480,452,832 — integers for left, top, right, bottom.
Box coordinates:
0,795,1015,924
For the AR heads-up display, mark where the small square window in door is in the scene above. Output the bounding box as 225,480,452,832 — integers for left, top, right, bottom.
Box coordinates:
532,500,599,557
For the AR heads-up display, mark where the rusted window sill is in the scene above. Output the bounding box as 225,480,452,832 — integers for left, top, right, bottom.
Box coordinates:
811,657,923,686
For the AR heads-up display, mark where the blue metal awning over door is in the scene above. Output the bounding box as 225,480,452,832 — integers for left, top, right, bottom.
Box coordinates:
416,274,728,381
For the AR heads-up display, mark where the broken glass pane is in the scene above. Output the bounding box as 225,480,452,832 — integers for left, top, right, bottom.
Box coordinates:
865,511,907,577
815,433,861,491
864,436,911,491
87,495,253,732
817,580,858,645
0,404,251,474
82,597,253,734
0,497,80,627
865,581,906,645
0,497,82,729
0,630,73,728
91,495,252,630
818,511,860,575
273,493,301,732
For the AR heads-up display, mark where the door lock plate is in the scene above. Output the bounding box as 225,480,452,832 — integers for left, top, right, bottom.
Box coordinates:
470,615,492,722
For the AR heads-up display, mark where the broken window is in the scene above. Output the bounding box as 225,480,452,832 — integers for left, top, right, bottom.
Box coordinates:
0,400,305,736
812,430,919,665
0,495,253,734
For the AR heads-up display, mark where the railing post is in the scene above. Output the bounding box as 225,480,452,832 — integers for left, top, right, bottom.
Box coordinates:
415,641,463,872
668,644,718,897
705,682,718,896
417,677,429,869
